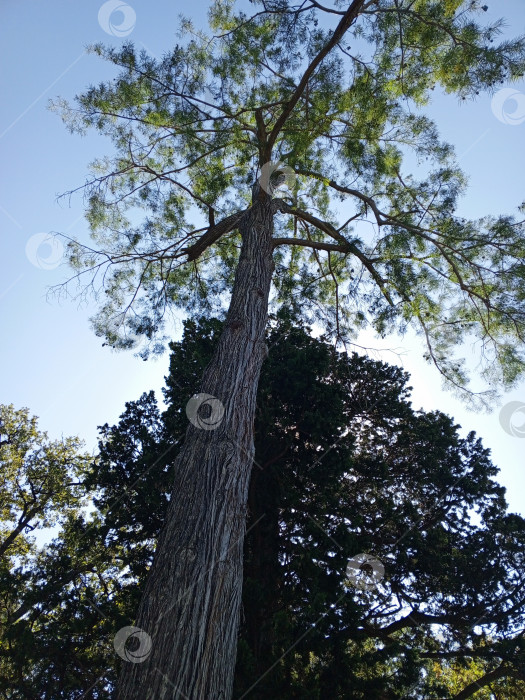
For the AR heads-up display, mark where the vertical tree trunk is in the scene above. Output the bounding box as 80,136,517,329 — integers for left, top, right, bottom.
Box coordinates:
117,190,275,699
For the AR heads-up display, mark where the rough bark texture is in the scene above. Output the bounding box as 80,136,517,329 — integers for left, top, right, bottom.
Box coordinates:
117,190,275,699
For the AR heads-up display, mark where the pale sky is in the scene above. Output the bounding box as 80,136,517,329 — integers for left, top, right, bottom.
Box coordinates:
1,0,525,515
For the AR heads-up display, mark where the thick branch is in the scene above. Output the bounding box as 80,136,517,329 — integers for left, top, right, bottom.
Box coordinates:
274,199,355,247
274,199,394,304
452,664,516,700
267,0,369,152
296,168,386,224
184,210,248,261
272,237,347,253
0,504,40,558
363,610,457,637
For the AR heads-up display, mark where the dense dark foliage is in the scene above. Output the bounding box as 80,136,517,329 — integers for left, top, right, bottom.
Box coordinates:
2,315,525,698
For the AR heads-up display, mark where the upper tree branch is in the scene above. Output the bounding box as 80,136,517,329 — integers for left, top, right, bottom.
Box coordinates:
274,199,394,304
295,168,387,224
272,237,347,253
266,0,369,153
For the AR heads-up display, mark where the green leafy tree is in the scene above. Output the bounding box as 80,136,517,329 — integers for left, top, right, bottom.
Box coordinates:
425,653,525,699
0,404,90,698
0,404,87,559
4,318,525,698
53,2,525,695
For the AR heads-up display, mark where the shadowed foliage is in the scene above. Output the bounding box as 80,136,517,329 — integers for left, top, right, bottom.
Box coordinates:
2,315,524,698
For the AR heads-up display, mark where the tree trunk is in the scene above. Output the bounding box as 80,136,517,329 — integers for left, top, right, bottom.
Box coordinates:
117,189,275,699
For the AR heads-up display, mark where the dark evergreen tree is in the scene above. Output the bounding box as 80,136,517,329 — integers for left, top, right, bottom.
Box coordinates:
3,317,525,698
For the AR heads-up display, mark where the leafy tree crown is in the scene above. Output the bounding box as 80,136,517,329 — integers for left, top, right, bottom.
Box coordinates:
53,0,525,403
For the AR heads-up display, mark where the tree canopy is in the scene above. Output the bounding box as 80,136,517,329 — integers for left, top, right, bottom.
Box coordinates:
0,405,91,698
0,404,88,562
3,316,525,698
54,0,525,403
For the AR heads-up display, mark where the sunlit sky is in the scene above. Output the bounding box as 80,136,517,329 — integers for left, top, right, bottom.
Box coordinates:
1,0,525,515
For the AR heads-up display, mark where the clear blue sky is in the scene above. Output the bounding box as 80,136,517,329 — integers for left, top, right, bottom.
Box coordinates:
1,1,525,514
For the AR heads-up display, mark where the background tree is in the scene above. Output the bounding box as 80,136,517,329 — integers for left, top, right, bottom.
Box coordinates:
0,404,90,698
53,1,525,695
0,398,167,699
424,654,525,699
3,317,525,698
0,404,87,559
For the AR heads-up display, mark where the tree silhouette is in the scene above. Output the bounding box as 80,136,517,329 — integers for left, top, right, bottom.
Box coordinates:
3,317,525,698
